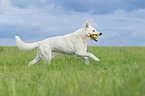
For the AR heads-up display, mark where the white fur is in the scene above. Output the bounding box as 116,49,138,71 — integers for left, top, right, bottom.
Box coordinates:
15,22,102,67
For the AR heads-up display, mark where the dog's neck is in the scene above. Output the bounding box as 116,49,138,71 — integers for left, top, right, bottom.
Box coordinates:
72,28,90,44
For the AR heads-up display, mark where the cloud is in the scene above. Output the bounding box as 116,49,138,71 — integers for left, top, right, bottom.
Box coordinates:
0,0,145,46
10,0,145,14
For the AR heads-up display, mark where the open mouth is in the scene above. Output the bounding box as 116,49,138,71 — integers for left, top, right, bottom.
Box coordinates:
90,34,98,41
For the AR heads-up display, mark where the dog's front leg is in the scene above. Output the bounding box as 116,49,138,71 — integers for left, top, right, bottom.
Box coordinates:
81,45,90,64
77,52,100,61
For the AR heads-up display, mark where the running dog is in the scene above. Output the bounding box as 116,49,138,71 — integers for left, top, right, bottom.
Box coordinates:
15,22,102,67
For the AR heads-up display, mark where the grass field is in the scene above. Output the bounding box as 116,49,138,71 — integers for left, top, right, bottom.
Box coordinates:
0,46,144,96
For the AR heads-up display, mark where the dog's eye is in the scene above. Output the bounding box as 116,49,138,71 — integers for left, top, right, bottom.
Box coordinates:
93,30,95,32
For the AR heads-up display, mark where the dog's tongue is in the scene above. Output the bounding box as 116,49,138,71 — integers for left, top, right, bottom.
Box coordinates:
94,38,98,41
91,35,98,41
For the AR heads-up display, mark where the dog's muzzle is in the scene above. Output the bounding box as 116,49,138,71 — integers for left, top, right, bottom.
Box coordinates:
90,33,102,41
90,34,98,41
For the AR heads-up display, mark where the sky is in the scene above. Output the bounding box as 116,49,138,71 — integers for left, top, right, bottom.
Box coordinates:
0,0,145,46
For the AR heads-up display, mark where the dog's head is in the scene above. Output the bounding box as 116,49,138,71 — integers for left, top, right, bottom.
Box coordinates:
85,22,102,41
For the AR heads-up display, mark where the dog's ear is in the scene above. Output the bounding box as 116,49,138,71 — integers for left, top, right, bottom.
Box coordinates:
85,21,89,29
90,21,92,26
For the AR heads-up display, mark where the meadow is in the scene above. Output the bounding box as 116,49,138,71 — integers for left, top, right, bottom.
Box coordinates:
0,46,144,96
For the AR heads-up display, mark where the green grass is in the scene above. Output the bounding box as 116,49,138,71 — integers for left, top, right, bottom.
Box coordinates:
0,46,3,52
0,46,145,96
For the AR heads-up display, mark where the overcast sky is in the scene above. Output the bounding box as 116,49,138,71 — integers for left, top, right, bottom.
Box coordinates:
0,0,145,46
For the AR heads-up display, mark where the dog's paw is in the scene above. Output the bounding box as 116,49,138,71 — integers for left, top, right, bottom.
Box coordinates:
95,58,100,61
85,63,89,65
28,64,33,67
85,61,89,65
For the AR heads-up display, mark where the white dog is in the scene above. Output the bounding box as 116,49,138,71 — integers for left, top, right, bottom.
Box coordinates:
15,22,102,67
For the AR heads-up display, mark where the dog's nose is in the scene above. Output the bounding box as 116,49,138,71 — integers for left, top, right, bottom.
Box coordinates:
99,33,102,36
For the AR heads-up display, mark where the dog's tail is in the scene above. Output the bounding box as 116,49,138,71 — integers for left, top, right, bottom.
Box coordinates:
15,36,40,50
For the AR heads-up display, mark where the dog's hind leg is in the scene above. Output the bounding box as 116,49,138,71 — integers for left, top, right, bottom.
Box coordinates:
39,46,52,64
28,55,41,67
81,57,89,64
45,51,52,64
52,52,57,58
28,49,41,67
